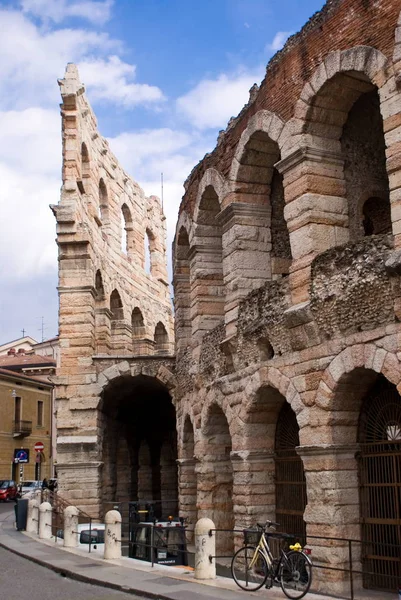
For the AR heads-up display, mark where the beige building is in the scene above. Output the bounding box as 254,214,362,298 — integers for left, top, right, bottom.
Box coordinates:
0,367,52,482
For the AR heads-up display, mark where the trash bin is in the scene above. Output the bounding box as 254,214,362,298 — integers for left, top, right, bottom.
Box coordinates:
15,498,28,531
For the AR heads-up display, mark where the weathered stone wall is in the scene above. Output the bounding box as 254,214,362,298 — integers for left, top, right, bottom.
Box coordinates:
173,1,401,595
53,65,175,515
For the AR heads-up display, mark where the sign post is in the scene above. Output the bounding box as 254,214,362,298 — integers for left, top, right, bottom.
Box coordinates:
34,442,44,481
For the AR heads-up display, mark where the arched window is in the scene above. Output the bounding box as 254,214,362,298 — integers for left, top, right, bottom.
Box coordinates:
110,289,123,321
78,142,90,194
154,322,168,354
95,269,105,301
99,178,109,223
121,203,132,254
144,229,155,274
132,308,145,338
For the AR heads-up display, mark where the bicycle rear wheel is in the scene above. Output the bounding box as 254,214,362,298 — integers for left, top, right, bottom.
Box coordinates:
279,550,312,599
231,545,269,591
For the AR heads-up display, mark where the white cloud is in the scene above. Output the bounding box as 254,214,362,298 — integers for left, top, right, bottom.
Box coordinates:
79,56,165,108
0,107,60,280
0,10,163,111
176,68,264,130
266,31,293,52
21,0,114,25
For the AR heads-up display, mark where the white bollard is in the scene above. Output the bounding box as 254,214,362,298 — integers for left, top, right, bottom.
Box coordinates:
39,502,52,540
63,506,79,548
104,510,122,559
27,498,39,534
194,518,216,580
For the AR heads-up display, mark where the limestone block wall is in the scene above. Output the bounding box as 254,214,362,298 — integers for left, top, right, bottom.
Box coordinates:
52,65,174,514
173,0,401,595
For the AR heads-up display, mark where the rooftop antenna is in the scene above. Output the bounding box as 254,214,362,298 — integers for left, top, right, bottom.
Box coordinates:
161,172,164,212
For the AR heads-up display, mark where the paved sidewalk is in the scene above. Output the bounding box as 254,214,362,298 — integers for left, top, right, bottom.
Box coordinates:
0,509,345,600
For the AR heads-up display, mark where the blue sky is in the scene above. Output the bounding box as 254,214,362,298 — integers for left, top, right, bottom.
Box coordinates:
0,0,325,344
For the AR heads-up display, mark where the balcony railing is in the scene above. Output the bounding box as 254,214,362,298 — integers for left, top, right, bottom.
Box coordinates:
12,420,32,436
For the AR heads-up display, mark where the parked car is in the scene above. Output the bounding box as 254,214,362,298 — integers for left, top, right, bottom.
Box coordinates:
56,523,105,553
20,480,42,495
0,480,18,502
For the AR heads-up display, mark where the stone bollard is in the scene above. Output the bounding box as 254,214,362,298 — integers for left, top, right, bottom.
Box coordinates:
104,510,122,560
27,498,39,534
194,518,216,580
63,506,79,548
39,502,52,540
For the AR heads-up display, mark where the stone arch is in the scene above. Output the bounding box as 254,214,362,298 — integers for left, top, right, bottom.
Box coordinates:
229,110,286,183
193,168,225,224
94,269,109,353
278,47,392,303
296,47,389,136
110,289,124,321
121,202,133,255
154,321,169,355
315,344,401,444
144,227,156,275
393,10,401,64
99,177,109,223
178,413,197,537
98,369,178,517
78,141,90,192
200,399,234,553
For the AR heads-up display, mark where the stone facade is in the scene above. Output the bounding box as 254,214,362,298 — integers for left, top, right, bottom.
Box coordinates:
53,65,175,518
173,0,401,594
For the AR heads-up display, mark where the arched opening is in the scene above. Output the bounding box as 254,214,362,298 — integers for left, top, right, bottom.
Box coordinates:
99,178,109,223
192,186,224,340
179,416,196,538
154,322,169,355
358,375,401,592
341,88,390,240
121,203,132,255
100,374,178,519
94,269,109,353
174,227,191,352
144,229,154,274
362,197,392,237
275,402,307,538
78,142,90,193
202,404,233,554
95,269,105,300
237,131,292,278
131,308,145,353
110,289,123,322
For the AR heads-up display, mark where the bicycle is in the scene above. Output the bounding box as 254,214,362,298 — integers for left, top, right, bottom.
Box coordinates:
231,521,312,599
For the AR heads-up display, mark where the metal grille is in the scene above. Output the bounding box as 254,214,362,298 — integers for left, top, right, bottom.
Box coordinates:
275,403,307,539
358,376,401,592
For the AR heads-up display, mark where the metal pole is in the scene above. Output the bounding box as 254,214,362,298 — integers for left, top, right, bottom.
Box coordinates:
151,524,155,568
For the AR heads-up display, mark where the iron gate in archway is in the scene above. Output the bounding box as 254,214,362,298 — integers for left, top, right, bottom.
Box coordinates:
275,402,307,538
358,376,401,591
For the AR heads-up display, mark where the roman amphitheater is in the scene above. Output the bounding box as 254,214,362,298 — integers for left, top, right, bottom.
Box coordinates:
53,0,401,594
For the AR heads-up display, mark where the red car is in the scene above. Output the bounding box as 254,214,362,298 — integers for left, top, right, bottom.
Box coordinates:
0,480,18,502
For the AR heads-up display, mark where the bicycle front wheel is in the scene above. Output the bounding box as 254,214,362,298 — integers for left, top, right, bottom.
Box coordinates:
231,545,269,591
279,550,312,599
